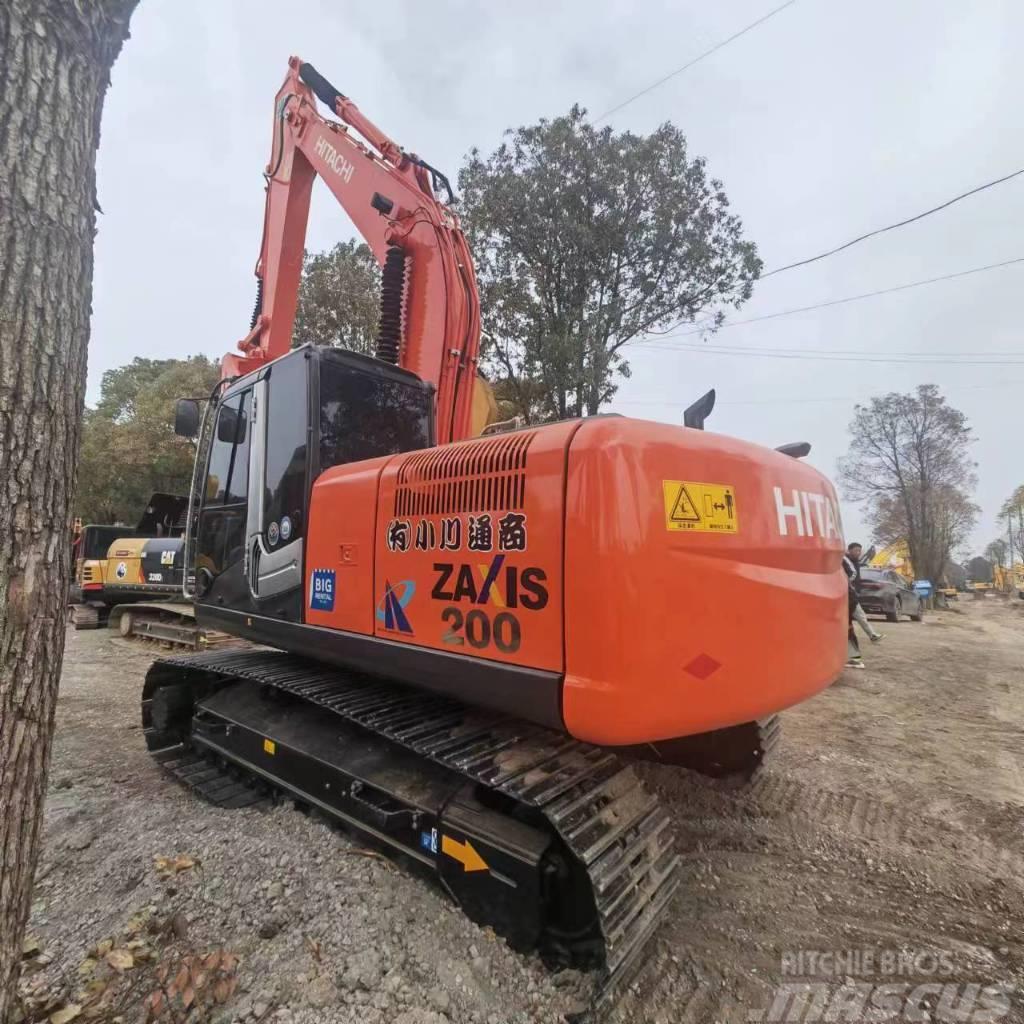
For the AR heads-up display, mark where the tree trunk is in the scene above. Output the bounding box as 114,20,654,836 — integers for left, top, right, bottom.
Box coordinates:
0,3,135,1018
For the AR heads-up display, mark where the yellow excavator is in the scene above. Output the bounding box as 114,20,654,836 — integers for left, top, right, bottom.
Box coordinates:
868,542,914,582
994,562,1024,599
70,494,191,631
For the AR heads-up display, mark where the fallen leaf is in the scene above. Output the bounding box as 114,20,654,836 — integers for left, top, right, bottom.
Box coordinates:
212,978,234,1004
126,914,150,935
182,985,195,1010
93,940,113,958
342,848,387,861
22,936,42,958
105,949,134,972
76,959,98,978
50,1005,82,1024
144,990,165,1022
173,964,190,994
172,855,196,873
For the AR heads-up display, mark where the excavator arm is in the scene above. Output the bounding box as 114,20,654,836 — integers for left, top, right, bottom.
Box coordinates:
227,57,481,444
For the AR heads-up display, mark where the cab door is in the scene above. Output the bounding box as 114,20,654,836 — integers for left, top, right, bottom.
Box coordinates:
194,387,252,603
244,351,310,618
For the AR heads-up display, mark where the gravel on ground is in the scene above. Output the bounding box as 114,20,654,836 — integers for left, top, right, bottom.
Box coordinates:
18,598,1024,1023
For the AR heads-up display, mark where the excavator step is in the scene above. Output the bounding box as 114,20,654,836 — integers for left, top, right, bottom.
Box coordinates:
153,745,270,809
142,649,682,1019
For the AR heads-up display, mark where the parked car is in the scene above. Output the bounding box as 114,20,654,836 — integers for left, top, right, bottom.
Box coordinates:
858,568,925,622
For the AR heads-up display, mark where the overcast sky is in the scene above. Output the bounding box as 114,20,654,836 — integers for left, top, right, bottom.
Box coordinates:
91,0,1023,555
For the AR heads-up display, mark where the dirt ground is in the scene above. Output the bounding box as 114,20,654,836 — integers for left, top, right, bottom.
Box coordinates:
20,598,1024,1024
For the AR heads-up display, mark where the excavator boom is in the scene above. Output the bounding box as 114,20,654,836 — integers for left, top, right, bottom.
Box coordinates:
228,57,481,444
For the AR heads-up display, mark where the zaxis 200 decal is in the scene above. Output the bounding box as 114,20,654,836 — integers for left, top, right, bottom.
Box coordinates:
431,555,548,655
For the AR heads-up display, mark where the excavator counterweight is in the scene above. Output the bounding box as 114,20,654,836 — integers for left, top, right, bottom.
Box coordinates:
144,57,847,1017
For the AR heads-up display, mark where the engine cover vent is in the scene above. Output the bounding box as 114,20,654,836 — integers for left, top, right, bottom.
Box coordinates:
394,432,536,517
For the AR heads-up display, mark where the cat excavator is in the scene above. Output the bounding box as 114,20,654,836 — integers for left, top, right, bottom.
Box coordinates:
145,57,847,1015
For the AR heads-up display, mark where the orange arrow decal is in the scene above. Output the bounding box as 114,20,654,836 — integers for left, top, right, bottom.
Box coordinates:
441,834,489,872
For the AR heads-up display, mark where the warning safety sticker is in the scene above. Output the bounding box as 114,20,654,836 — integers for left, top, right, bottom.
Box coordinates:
662,480,738,533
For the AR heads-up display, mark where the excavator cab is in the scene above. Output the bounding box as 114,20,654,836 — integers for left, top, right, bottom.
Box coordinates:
180,345,433,623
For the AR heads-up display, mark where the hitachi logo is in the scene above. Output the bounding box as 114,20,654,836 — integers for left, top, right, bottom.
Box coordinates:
314,135,354,183
773,487,841,539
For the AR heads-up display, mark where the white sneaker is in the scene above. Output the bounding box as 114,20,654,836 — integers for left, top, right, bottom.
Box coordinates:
845,659,865,670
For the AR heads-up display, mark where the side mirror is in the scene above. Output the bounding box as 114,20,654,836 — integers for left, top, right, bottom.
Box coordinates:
216,405,247,444
174,399,201,438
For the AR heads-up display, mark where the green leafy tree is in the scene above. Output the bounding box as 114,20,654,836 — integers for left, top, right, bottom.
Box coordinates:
839,385,978,584
293,240,380,353
75,356,221,523
458,106,760,420
985,538,1009,568
967,555,993,583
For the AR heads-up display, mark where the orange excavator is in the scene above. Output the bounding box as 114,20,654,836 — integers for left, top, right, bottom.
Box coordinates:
145,57,846,1014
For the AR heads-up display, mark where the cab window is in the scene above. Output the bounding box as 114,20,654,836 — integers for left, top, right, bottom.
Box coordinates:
264,355,308,541
319,357,431,470
205,392,250,506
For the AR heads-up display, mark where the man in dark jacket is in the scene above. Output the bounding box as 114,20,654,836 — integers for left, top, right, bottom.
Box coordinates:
844,542,884,645
844,555,864,669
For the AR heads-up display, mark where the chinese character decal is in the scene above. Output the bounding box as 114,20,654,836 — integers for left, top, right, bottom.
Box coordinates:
497,512,527,551
439,517,462,551
386,519,410,552
467,514,493,552
414,519,436,551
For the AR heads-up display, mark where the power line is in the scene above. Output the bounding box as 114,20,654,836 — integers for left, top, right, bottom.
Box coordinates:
634,342,1024,366
613,380,1024,409
634,256,1024,341
595,0,799,122
763,168,1024,277
637,341,1024,362
642,342,1017,358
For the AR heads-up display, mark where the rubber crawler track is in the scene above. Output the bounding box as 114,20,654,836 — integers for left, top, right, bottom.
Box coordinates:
143,649,683,1019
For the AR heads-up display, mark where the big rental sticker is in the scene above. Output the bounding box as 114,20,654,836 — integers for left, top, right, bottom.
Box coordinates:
662,480,738,533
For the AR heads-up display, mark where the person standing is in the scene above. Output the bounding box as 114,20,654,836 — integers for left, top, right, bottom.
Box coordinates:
844,542,884,644
845,558,865,669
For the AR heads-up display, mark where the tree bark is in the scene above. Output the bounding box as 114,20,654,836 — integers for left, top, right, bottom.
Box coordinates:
0,2,136,1018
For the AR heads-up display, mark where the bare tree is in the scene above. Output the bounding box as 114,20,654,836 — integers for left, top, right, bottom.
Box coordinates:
839,385,977,584
0,2,137,1017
